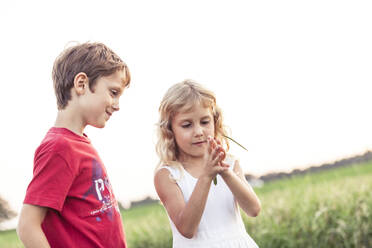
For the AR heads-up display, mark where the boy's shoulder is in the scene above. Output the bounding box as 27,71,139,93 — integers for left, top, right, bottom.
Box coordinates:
36,127,90,156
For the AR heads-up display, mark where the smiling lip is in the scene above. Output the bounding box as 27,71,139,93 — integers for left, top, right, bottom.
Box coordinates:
193,141,206,145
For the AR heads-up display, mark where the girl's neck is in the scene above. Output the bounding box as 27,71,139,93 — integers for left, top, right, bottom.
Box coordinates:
179,155,205,170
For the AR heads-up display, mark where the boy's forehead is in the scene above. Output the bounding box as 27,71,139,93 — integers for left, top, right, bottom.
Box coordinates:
117,69,130,87
100,70,127,88
104,69,128,88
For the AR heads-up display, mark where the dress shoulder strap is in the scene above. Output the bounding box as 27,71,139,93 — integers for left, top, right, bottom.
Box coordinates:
158,165,182,181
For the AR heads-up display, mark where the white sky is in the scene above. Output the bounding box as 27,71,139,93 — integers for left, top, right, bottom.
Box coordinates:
1,0,371,228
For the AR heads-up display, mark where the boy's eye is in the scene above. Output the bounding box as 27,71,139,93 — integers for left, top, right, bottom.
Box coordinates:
110,90,119,96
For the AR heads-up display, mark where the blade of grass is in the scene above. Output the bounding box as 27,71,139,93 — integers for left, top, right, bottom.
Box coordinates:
223,135,248,151
214,136,248,185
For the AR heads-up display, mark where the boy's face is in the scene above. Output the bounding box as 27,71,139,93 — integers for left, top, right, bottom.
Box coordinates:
171,103,215,160
80,70,127,128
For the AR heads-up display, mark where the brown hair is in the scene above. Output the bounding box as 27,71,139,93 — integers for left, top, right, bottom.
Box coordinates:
52,42,131,109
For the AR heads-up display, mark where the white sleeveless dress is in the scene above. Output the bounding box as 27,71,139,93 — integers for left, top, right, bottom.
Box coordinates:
160,155,259,248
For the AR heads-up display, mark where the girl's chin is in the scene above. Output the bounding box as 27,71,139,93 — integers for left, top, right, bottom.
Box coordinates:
181,153,204,160
190,151,206,158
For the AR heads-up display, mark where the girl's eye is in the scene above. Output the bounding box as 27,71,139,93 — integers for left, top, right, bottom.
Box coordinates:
182,123,191,128
201,120,210,125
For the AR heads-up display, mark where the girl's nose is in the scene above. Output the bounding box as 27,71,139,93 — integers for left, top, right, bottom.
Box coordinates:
194,124,203,136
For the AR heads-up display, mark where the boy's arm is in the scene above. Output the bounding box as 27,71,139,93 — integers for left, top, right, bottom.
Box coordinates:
17,204,51,248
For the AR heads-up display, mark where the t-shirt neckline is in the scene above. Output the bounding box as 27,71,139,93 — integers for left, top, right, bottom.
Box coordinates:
49,127,90,143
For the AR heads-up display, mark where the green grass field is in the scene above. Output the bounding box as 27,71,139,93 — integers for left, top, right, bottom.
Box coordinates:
1,161,371,248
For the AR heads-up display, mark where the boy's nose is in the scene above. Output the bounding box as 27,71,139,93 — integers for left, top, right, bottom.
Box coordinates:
112,100,120,111
112,105,119,111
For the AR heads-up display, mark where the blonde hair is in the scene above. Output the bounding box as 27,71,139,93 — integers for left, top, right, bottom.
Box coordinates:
156,80,230,171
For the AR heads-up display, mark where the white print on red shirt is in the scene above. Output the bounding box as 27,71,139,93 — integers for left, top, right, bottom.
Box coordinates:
83,159,119,221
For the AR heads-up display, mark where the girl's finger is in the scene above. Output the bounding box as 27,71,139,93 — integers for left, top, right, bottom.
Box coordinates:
207,137,213,154
210,139,216,150
214,145,225,161
207,136,216,154
214,139,226,160
216,165,229,174
213,145,223,160
219,149,226,161
209,145,218,161
212,151,224,165
220,162,230,168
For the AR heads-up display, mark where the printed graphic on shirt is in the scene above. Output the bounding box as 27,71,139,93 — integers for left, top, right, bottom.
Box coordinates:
83,159,120,222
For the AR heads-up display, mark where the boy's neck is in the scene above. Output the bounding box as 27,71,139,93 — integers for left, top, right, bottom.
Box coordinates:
54,108,86,136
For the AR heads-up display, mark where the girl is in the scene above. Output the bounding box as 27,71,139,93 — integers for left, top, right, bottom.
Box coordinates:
154,80,261,247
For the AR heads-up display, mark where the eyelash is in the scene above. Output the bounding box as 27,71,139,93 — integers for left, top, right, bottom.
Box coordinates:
110,90,119,96
181,120,210,128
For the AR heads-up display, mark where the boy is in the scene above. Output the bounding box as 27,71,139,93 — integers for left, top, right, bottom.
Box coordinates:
17,42,131,248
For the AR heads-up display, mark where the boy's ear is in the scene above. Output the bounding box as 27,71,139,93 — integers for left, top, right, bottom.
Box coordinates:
73,72,89,95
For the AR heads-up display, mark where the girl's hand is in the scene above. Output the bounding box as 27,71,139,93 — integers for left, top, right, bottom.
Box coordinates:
210,138,229,168
215,139,229,168
202,136,229,181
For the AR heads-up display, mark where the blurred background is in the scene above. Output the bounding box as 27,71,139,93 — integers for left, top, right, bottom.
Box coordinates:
1,0,371,247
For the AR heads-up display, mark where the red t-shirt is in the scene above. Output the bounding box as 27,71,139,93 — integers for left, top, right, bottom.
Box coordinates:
24,127,126,248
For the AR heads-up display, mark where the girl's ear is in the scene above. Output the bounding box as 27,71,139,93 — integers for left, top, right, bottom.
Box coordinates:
214,112,221,137
73,72,89,95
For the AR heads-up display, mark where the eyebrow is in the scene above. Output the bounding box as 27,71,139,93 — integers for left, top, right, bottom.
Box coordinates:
178,115,211,122
110,86,124,95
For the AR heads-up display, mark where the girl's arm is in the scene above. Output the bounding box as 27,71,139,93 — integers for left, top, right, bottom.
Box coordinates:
154,138,227,239
154,169,213,238
220,160,261,217
17,204,51,248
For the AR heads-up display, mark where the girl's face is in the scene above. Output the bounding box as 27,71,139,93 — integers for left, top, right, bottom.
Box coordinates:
171,103,215,161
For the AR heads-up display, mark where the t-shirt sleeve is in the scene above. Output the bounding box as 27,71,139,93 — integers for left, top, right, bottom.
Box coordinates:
24,152,75,212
